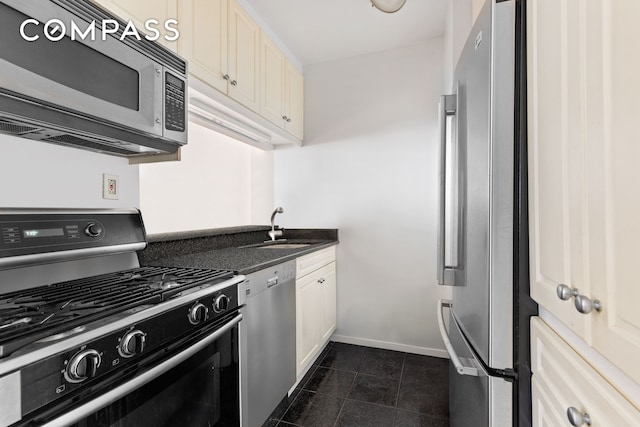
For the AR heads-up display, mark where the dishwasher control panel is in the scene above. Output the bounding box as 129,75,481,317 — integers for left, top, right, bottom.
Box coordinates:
242,260,296,299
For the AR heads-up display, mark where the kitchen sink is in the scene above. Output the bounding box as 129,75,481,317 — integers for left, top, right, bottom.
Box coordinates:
256,243,311,249
239,240,314,249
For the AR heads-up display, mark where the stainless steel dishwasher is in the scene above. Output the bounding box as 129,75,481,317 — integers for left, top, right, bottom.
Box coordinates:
240,260,296,427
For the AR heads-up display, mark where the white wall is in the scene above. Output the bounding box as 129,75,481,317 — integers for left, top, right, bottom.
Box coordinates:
139,122,273,234
0,134,139,208
274,39,451,356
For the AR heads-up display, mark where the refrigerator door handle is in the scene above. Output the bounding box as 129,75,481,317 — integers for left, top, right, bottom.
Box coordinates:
440,299,518,382
437,95,457,286
437,299,480,376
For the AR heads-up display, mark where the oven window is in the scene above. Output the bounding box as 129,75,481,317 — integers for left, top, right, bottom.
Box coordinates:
69,327,239,427
0,5,140,111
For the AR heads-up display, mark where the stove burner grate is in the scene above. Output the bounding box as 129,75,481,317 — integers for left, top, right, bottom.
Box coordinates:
0,266,234,358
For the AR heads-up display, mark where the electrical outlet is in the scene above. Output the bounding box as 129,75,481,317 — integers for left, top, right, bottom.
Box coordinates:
103,174,119,200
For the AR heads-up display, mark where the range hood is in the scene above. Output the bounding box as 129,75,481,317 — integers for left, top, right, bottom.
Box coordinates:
0,94,180,157
188,78,302,151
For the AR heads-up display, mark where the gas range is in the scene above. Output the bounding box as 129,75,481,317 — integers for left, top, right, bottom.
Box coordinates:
0,209,244,427
0,265,235,358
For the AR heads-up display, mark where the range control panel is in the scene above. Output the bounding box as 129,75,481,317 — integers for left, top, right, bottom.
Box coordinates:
1,220,104,247
0,209,146,259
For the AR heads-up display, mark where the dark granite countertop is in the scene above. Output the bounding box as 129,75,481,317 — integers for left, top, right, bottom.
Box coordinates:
138,226,338,275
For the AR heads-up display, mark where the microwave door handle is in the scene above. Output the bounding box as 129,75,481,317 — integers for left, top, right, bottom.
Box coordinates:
438,95,457,286
38,313,243,427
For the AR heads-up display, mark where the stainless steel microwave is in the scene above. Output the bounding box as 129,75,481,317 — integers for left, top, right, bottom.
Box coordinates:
0,0,188,157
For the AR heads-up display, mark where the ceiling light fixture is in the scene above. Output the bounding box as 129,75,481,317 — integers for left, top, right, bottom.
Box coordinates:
370,0,406,13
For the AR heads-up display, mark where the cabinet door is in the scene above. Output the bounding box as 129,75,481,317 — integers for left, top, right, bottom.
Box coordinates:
318,262,337,344
93,0,178,51
178,0,228,93
527,0,590,339
227,0,260,112
284,61,304,140
259,32,285,126
531,318,640,426
531,377,569,427
297,246,335,278
586,0,640,386
296,271,319,377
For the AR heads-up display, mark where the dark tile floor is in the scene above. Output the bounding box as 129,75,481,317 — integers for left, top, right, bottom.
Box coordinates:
264,341,449,427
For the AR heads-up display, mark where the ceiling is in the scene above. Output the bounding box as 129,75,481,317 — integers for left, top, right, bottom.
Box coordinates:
243,0,448,67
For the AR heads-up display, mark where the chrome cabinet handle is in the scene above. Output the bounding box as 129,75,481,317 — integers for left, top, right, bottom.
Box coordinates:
556,284,579,301
286,117,292,122
556,284,601,314
230,80,238,86
574,295,602,314
317,278,325,284
223,74,230,81
567,407,591,426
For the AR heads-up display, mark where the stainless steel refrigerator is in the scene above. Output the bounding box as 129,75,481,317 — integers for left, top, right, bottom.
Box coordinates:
436,0,533,425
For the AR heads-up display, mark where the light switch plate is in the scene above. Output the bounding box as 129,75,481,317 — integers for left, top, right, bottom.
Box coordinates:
103,174,119,200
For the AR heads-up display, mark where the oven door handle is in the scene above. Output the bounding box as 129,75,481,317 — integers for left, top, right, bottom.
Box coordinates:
40,313,243,427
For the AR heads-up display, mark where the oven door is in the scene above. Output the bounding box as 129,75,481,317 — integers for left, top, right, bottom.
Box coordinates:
33,313,241,427
0,0,162,137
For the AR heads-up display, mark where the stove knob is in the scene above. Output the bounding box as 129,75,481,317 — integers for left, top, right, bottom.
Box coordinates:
65,349,101,383
213,294,230,313
188,302,208,325
119,329,146,358
84,222,103,237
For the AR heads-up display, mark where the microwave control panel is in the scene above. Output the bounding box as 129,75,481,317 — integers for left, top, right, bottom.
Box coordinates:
165,72,186,132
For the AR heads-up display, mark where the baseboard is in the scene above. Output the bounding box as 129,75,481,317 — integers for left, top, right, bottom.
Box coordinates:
330,334,449,359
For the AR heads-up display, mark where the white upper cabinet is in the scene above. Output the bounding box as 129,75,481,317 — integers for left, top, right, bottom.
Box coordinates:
92,0,179,51
284,61,304,140
585,0,640,386
527,0,590,340
528,0,640,385
177,0,228,93
179,0,259,112
227,0,260,112
260,32,305,140
177,0,303,141
260,33,286,125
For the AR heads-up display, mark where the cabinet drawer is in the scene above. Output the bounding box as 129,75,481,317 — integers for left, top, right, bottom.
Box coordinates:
531,317,640,426
296,246,335,278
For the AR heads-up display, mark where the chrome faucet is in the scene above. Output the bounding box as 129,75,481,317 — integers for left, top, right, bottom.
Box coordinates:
268,207,284,241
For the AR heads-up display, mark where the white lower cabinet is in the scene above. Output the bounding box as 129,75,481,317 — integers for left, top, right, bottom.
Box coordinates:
531,317,640,426
318,263,337,344
295,247,336,378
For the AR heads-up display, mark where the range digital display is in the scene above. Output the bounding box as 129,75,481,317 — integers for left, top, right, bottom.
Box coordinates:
23,228,64,238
